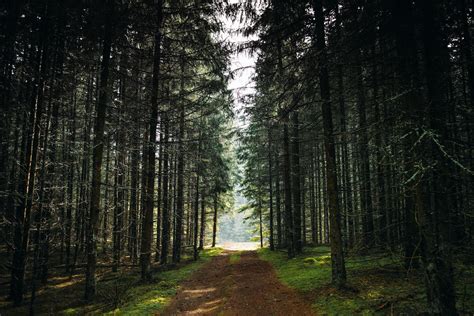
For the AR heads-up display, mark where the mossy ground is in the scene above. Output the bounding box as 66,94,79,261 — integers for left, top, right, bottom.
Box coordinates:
229,251,241,264
0,248,223,315
258,246,474,315
2,246,472,315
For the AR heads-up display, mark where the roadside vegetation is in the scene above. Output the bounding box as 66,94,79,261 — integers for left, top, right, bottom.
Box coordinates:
259,246,474,315
0,248,223,315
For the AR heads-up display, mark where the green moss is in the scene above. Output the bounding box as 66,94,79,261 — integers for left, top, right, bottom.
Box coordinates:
62,308,78,315
259,247,331,292
259,246,474,315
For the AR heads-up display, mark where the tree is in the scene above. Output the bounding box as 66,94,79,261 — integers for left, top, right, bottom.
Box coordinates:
85,0,115,300
311,0,346,288
140,0,164,281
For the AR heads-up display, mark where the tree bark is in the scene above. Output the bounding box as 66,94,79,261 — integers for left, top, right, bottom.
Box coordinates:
259,199,264,248
212,192,218,247
193,147,201,261
199,191,206,250
268,127,275,251
309,149,317,244
84,0,114,300
275,150,282,248
173,61,186,263
291,111,302,253
113,54,127,273
160,114,170,265
312,0,346,288
140,0,163,279
417,0,457,313
283,117,294,258
353,41,374,249
10,3,51,303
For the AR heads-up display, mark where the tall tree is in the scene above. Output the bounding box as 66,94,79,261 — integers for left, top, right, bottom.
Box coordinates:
140,0,164,280
10,1,51,303
311,0,346,288
84,0,115,300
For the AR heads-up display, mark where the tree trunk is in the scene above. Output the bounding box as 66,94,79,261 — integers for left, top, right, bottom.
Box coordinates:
0,0,23,221
458,0,474,106
173,58,186,262
30,61,57,311
301,173,306,246
275,150,282,248
268,127,274,251
160,114,170,265
417,0,457,313
291,111,302,253
102,139,111,255
312,0,346,288
212,192,218,247
65,97,76,272
113,55,127,273
283,116,294,258
84,0,114,300
310,149,317,244
193,158,201,261
259,199,264,248
140,0,163,279
10,3,51,303
155,119,164,261
129,135,139,263
390,0,421,270
199,192,206,250
353,43,374,249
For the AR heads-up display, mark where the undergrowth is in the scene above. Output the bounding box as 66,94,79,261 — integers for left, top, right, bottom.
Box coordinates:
259,246,474,315
0,248,223,315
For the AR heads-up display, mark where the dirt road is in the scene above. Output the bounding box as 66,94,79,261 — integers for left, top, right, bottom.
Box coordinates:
161,251,314,316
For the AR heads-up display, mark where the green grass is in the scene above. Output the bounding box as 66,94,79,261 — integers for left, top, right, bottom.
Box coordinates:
36,248,224,316
229,251,241,264
259,246,474,315
0,248,223,315
259,246,332,292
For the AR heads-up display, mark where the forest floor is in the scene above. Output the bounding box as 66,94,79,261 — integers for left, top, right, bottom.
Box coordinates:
0,248,224,315
162,250,314,315
258,246,474,315
1,245,473,315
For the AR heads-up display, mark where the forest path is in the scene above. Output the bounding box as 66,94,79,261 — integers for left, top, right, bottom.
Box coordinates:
161,251,315,316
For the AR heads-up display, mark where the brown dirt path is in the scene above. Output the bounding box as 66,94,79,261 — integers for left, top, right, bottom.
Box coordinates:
161,251,315,316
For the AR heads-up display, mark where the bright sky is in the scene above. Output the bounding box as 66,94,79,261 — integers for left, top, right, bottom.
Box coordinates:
217,1,256,219
219,1,257,130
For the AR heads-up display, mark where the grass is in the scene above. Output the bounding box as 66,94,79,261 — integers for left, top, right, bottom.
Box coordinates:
259,246,474,315
229,251,242,264
0,248,223,316
114,247,223,315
